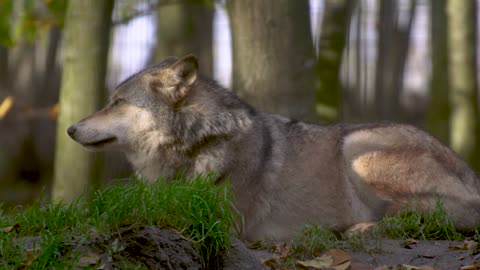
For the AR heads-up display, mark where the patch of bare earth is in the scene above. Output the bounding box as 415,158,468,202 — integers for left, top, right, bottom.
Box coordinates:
246,238,480,270
97,226,203,269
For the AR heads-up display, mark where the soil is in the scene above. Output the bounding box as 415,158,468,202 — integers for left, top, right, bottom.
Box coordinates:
245,238,480,270
343,239,480,269
15,227,480,269
98,226,203,269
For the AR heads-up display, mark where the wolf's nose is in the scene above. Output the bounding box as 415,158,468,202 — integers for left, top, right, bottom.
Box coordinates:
67,125,76,137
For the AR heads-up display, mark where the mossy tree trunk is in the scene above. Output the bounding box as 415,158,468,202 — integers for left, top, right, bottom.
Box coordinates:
315,0,353,122
228,0,317,122
52,0,114,202
447,0,480,170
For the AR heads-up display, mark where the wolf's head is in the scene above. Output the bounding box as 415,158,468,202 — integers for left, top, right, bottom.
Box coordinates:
67,55,254,177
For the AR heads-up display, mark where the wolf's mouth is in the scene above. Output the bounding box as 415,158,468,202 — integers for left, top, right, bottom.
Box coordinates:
83,137,117,147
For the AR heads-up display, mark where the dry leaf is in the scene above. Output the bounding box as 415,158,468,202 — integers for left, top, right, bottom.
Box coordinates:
449,243,468,250
2,223,20,233
345,222,377,237
0,96,14,119
401,265,437,270
465,240,479,251
275,243,290,259
77,252,100,267
297,254,334,269
262,257,278,268
334,261,351,270
461,262,480,270
403,238,419,249
326,248,351,266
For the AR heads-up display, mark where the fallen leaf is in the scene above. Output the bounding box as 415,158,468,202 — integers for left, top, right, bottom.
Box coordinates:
461,262,480,270
345,222,377,237
0,96,14,119
402,238,419,249
275,243,290,259
2,223,20,233
401,265,437,270
111,238,125,252
262,257,277,268
297,254,333,269
326,249,351,267
449,243,468,250
465,240,479,252
77,252,100,267
334,261,351,270
248,240,266,249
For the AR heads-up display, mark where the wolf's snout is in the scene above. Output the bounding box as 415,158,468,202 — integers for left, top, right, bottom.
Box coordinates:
67,125,77,137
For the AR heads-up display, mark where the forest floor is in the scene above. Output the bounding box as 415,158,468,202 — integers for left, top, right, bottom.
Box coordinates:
1,177,479,269
242,237,480,270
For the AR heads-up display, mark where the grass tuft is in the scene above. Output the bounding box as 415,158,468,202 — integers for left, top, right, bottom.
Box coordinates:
376,199,463,240
0,173,237,269
290,225,338,259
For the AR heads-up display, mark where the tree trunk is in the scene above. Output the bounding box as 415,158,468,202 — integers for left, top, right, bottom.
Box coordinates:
316,0,353,122
447,0,480,170
0,45,8,96
153,1,213,76
374,0,416,121
52,0,114,202
426,0,449,144
228,0,317,122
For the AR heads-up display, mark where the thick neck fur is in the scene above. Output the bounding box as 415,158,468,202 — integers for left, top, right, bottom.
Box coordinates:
128,77,256,182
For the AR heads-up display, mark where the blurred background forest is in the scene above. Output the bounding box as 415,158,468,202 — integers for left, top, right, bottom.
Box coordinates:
0,0,478,204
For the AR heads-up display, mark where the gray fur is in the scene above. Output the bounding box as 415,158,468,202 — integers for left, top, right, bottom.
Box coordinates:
68,55,480,242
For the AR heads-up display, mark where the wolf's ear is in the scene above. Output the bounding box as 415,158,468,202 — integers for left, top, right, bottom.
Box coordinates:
171,55,198,87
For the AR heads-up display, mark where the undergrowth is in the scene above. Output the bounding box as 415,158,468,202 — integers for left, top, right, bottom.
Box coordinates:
376,199,463,240
0,173,237,269
288,199,466,261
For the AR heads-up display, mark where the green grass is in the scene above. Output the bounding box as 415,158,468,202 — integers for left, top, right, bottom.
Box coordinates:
0,173,237,269
290,225,338,259
376,199,463,240
286,199,466,262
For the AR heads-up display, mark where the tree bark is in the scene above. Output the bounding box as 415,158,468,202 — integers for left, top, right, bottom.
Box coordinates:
153,1,213,76
0,45,8,96
447,0,480,170
374,0,416,121
228,0,317,122
426,0,449,144
52,0,114,202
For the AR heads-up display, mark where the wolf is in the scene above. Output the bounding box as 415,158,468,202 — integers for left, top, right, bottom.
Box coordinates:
67,55,480,242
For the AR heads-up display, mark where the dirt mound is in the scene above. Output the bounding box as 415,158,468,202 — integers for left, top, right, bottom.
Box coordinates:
101,226,202,269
